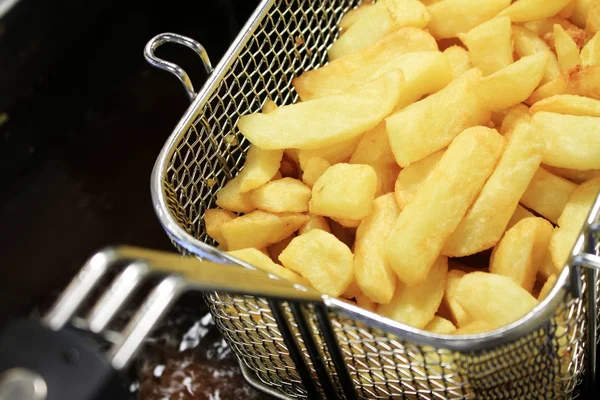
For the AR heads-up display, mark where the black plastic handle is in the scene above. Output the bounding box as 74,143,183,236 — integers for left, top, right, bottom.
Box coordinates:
0,320,128,400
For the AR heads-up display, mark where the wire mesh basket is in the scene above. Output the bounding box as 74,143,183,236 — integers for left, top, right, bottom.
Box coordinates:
143,0,600,398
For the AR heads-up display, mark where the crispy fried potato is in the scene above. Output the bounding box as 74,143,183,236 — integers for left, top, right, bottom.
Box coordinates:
565,65,600,100
550,177,600,268
386,127,504,286
472,52,549,112
490,217,554,292
442,123,544,257
513,26,561,84
527,77,568,104
236,145,284,193
543,165,600,182
530,94,600,116
507,205,536,230
228,248,309,286
443,270,472,327
554,24,581,74
394,149,444,208
328,0,430,60
532,112,600,170
427,0,511,40
453,320,494,335
215,176,256,213
267,234,295,264
386,69,491,167
460,16,513,76
298,214,331,235
582,32,600,66
339,3,374,30
498,0,573,22
250,178,312,213
204,209,237,248
520,167,577,224
356,293,377,313
539,274,558,300
455,272,539,328
298,136,361,168
221,211,308,251
587,2,600,33
443,46,472,78
355,193,400,304
500,104,531,135
378,256,447,329
310,163,378,220
371,163,402,196
425,316,457,334
301,157,332,188
279,229,353,297
523,16,582,36
349,123,396,166
238,70,403,150
538,244,559,280
331,217,362,228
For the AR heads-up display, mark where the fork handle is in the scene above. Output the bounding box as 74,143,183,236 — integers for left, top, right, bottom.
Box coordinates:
0,320,128,400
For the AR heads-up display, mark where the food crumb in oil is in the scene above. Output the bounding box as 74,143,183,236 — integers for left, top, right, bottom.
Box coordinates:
205,178,217,187
224,134,238,146
295,36,304,46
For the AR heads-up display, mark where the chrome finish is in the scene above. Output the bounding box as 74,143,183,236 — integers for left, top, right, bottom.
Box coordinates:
0,368,47,400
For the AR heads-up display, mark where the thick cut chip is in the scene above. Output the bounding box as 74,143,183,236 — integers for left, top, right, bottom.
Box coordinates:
298,136,360,170
310,163,378,220
425,316,457,334
238,70,403,150
443,270,472,327
339,3,374,30
523,16,582,36
235,145,284,193
460,16,513,76
279,229,353,297
443,46,472,78
427,0,511,40
216,176,255,213
250,178,312,213
295,27,438,101
301,157,331,188
349,123,397,167
472,52,549,112
386,127,505,286
453,320,494,335
371,163,402,196
532,112,600,170
527,76,568,104
520,167,577,224
513,26,561,84
588,2,600,33
443,123,544,257
262,99,278,114
500,104,531,135
565,65,600,100
531,94,600,116
554,24,581,74
582,32,600,66
539,274,558,300
538,244,559,280
394,150,445,208
221,211,309,251
543,165,600,182
378,256,447,329
507,205,536,230
572,0,596,28
204,209,237,248
227,248,309,287
455,272,539,328
386,69,491,167
489,217,554,292
298,214,331,235
354,193,400,304
498,0,573,22
328,0,430,60
331,217,362,229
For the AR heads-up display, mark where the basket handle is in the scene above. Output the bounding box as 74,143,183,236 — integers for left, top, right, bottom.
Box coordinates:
144,33,214,100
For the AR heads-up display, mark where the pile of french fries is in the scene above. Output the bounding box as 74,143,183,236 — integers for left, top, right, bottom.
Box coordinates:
205,0,600,336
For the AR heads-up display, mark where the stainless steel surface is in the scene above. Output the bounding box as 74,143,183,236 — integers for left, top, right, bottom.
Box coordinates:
0,0,20,19
0,368,47,400
144,33,214,100
145,0,600,398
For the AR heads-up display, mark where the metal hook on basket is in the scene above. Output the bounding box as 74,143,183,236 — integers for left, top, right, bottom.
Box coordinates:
144,33,214,100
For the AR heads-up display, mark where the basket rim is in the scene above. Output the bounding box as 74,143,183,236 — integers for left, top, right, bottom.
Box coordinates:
149,0,579,352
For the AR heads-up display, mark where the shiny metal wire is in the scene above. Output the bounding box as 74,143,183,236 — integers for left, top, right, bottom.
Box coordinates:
148,0,597,398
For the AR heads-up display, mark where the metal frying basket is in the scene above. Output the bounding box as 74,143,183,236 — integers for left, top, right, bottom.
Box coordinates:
143,0,600,398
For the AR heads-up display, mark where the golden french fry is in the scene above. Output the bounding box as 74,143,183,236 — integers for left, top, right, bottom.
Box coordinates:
267,235,295,264
513,26,561,84
443,123,544,257
338,3,374,30
460,16,513,76
236,145,284,193
349,122,397,167
371,163,401,197
507,205,536,230
490,217,554,292
530,94,600,116
538,244,559,280
386,69,491,167
279,229,354,297
554,24,581,74
543,165,600,182
394,149,444,208
354,193,400,304
455,272,539,328
565,65,600,100
443,46,472,78
238,70,403,150
262,99,278,114
301,157,332,188
587,2,600,33
250,178,312,213
500,104,531,135
523,16,582,36
356,293,377,313
298,214,331,235
221,211,309,251
453,320,494,335
328,0,430,60
386,126,505,286
539,274,558,300
571,0,595,28
472,52,549,112
520,167,577,224
228,248,309,286
310,163,378,220
581,32,600,66
427,0,511,40
204,209,237,248
298,136,361,168
527,77,568,104
443,270,472,327
425,316,457,334
532,112,600,170
215,176,256,213
498,0,573,22
378,256,447,329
